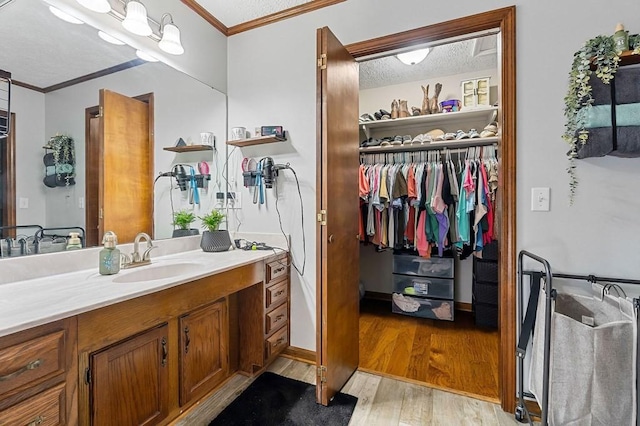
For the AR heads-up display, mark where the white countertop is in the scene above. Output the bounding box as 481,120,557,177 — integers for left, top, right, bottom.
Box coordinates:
0,234,288,338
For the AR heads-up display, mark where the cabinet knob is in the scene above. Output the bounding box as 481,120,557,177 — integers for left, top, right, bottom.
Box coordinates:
328,234,334,243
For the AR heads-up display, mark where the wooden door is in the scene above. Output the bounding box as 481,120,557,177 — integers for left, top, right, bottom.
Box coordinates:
91,324,169,426
316,27,360,405
85,109,100,247
99,89,153,244
0,113,15,238
179,299,228,406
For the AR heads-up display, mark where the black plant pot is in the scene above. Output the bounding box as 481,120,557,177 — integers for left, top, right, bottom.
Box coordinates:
200,230,232,252
172,228,199,238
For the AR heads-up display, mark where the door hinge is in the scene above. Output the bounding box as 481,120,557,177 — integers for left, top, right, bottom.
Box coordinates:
99,208,103,220
317,54,327,70
317,210,327,226
317,365,327,383
85,367,92,384
97,106,103,118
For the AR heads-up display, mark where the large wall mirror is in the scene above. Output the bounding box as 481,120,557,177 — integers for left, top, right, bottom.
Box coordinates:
0,0,227,256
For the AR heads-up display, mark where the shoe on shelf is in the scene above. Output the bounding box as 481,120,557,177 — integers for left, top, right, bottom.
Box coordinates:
391,100,399,119
468,128,480,138
421,134,432,143
391,135,404,145
455,130,469,140
403,135,412,144
359,113,375,123
425,128,444,140
481,122,498,138
374,111,382,120
411,106,422,116
443,132,456,141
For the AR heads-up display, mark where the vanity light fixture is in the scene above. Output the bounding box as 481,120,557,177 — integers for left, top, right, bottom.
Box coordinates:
98,30,125,45
396,48,431,65
76,0,111,14
49,6,84,24
122,0,152,36
135,50,159,62
158,14,184,55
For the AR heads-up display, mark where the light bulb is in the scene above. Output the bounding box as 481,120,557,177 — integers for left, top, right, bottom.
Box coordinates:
122,1,152,36
396,48,431,65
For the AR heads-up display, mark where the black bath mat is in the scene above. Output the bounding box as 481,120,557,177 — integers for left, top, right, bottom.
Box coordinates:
208,372,358,426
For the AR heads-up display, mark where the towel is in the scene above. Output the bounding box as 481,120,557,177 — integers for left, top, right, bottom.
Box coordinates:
584,103,640,128
576,126,640,159
590,66,640,106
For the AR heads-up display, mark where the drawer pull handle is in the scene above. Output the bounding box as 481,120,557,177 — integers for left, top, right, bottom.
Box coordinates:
27,416,44,426
274,290,285,298
274,314,285,323
184,326,190,354
273,267,285,275
161,337,168,367
0,359,42,382
274,337,286,347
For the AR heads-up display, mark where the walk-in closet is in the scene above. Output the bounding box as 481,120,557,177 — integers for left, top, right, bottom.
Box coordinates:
356,32,502,401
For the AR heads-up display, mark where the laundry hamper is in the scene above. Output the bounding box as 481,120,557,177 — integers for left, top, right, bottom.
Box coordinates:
529,283,637,426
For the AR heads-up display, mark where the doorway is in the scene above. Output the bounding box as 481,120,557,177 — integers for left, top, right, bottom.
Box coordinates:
317,6,516,412
0,113,16,238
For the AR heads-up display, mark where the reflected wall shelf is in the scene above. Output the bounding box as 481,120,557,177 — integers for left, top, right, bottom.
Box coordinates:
360,136,499,154
163,145,213,153
226,135,286,147
360,106,498,139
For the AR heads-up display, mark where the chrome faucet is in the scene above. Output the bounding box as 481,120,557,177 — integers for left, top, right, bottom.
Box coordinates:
123,232,158,268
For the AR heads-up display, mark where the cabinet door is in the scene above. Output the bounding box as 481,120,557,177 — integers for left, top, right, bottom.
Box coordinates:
476,77,491,107
179,299,228,406
91,324,169,426
461,79,477,109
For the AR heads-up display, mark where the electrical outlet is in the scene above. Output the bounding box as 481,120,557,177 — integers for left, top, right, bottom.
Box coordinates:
226,191,241,209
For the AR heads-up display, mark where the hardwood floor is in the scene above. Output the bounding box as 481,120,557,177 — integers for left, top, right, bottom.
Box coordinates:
359,298,500,402
172,357,518,425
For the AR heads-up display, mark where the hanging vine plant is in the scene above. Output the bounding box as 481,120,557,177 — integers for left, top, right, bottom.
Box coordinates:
45,134,76,186
563,33,640,203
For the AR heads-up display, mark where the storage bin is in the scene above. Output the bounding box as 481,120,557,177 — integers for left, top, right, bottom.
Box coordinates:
440,99,461,113
473,281,499,305
474,302,498,328
474,259,498,283
392,255,454,278
481,241,498,261
392,274,454,300
391,293,454,321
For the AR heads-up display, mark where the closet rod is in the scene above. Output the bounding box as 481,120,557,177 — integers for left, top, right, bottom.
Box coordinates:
359,138,498,154
552,273,640,286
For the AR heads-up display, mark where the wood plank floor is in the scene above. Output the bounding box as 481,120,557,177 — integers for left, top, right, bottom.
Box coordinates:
173,357,519,425
359,298,500,402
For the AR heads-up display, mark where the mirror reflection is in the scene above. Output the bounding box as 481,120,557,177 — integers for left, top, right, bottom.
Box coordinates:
0,0,227,257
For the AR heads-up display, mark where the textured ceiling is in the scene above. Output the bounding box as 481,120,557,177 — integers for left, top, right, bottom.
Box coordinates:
0,0,137,88
359,36,497,90
198,0,313,27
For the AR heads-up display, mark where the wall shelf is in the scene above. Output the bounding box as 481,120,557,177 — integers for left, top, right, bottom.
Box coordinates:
360,136,499,154
163,145,213,153
226,135,286,147
360,106,498,139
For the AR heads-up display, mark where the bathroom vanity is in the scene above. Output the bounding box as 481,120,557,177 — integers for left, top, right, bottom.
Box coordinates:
0,246,289,425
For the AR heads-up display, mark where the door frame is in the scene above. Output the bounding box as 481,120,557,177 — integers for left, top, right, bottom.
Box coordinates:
1,113,16,238
331,6,517,412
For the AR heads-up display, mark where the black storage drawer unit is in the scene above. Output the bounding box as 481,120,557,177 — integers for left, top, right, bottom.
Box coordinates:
392,274,454,300
474,302,499,328
392,254,455,322
472,254,499,328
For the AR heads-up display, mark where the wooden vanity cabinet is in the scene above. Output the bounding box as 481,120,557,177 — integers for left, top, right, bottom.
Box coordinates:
179,299,228,406
90,324,169,426
0,318,77,426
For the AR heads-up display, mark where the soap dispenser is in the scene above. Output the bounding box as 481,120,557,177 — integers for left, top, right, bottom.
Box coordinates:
66,232,82,250
99,231,121,275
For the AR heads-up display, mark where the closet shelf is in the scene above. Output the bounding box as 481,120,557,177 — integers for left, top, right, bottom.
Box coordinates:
226,135,286,147
163,145,213,153
359,136,499,154
360,106,498,139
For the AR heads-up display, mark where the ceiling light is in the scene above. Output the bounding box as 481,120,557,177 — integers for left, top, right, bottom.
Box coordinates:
49,6,84,24
76,0,111,13
158,14,184,55
136,50,159,62
98,31,125,45
122,1,152,36
396,48,431,65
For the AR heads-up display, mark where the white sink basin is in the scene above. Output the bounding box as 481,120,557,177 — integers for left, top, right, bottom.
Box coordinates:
112,262,202,283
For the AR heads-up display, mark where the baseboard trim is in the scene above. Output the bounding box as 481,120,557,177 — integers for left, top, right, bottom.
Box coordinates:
365,292,473,312
281,346,316,364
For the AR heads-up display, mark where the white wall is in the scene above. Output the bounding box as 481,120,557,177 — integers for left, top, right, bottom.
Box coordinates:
359,68,498,116
42,62,227,239
228,0,640,352
12,86,47,228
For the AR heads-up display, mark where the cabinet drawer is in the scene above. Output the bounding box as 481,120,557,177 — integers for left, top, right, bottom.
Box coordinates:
391,293,454,321
392,274,454,300
265,303,288,336
0,382,65,426
392,255,454,278
265,327,288,360
265,280,288,311
266,259,288,286
0,330,65,397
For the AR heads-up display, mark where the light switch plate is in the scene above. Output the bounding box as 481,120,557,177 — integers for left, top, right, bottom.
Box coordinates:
19,197,28,209
531,187,550,211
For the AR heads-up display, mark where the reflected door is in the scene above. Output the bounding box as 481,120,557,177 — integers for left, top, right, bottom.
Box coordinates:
86,90,153,246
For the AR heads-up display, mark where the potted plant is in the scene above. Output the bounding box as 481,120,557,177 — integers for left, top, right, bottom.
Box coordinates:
171,209,199,238
563,33,640,203
44,134,76,187
199,209,231,252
